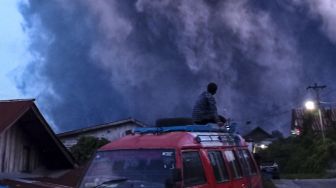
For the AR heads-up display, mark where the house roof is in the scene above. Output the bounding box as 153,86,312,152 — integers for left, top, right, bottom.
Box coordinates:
0,99,77,169
0,99,34,133
0,178,73,188
243,127,273,142
57,118,146,138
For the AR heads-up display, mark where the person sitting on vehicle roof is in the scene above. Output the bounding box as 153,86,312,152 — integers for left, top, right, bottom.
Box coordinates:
192,82,226,126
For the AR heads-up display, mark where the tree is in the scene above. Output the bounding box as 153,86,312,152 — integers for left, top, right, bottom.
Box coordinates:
260,130,336,175
70,136,109,164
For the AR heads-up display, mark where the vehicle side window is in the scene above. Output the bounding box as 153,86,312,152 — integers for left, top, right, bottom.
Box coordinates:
208,151,229,182
237,150,256,175
224,150,242,179
182,151,206,187
242,149,257,175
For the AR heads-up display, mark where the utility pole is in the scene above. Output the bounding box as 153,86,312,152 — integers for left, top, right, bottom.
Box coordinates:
307,83,327,106
307,83,327,142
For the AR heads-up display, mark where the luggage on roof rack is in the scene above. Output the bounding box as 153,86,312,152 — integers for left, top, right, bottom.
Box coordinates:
155,117,194,127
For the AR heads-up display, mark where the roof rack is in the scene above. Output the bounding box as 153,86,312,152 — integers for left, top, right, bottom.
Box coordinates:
133,124,234,134
194,133,243,146
133,124,245,146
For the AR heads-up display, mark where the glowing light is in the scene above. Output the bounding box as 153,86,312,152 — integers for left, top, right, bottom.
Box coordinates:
291,128,301,136
260,144,268,149
305,100,316,110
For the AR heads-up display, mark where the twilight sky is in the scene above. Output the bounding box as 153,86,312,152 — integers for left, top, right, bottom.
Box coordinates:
1,0,336,134
0,0,28,99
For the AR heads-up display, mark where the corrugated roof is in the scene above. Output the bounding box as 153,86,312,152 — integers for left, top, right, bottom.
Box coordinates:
57,118,145,138
0,178,72,188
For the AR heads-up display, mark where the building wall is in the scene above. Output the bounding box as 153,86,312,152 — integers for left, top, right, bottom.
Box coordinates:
60,124,138,148
0,123,41,173
292,108,336,135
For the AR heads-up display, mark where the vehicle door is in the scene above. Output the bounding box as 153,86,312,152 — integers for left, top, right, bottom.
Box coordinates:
181,150,210,188
236,149,262,188
223,150,248,188
207,150,232,188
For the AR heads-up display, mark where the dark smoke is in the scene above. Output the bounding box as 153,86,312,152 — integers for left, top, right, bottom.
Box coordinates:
17,0,336,134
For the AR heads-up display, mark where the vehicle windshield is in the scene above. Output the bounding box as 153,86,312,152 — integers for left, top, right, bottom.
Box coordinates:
79,149,176,188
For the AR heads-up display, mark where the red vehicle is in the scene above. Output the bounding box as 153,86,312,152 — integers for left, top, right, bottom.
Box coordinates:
78,125,263,188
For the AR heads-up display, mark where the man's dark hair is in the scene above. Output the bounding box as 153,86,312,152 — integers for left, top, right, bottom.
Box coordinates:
207,82,217,94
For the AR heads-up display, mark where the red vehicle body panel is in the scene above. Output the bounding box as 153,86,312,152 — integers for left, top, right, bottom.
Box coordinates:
100,132,202,150
96,131,262,188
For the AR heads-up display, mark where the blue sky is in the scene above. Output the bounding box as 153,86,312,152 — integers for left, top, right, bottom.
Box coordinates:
0,0,29,100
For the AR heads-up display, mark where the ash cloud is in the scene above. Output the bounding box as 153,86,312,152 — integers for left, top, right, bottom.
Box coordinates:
289,0,336,43
17,0,336,134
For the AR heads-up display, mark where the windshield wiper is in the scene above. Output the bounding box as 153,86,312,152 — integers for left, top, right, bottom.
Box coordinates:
94,178,128,188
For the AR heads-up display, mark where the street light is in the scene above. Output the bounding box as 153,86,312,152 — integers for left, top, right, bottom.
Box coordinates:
305,100,316,110
304,100,325,142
